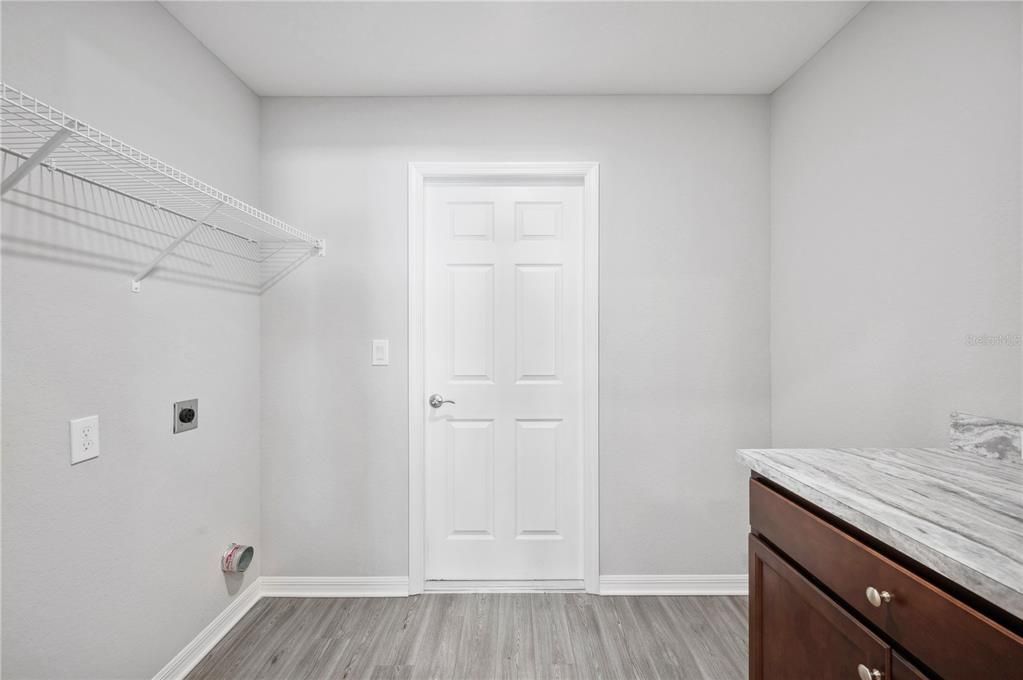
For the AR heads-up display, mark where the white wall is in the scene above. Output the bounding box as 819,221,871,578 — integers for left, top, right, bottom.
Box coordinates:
1,3,262,678
771,1,1022,447
259,95,771,579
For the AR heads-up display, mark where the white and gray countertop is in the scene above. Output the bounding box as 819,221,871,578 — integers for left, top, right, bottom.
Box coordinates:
737,447,1023,620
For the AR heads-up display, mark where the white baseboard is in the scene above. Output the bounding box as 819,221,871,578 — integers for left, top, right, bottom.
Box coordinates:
599,574,749,596
260,576,410,598
424,579,584,593
152,578,263,680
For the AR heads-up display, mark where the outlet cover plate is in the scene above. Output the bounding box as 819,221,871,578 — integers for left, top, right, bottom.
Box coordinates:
173,399,198,434
70,415,100,465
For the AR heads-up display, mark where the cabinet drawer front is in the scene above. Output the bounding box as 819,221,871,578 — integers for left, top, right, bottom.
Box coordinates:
750,535,889,680
892,653,929,680
750,479,1023,680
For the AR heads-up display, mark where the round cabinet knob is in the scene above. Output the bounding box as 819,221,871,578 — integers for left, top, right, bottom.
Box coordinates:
179,408,196,423
857,663,883,680
865,586,893,607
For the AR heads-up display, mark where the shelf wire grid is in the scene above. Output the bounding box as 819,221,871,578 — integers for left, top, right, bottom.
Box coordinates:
0,82,321,292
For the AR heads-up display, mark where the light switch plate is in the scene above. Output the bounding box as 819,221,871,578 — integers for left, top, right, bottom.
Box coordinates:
69,415,100,465
372,339,389,366
174,399,198,434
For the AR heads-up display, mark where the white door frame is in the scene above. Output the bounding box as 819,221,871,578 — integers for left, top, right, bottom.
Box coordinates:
408,161,600,594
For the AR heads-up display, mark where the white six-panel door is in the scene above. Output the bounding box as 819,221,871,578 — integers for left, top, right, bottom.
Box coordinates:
423,183,584,581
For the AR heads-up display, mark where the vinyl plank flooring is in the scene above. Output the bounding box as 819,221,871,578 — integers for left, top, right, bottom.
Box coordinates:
186,594,748,680
417,594,469,680
664,597,747,680
531,594,575,669
628,596,706,679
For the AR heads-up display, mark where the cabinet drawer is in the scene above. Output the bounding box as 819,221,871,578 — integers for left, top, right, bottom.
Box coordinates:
892,653,929,680
750,479,1023,680
750,535,889,680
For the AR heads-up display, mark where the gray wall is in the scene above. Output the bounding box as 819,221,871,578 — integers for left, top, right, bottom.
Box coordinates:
259,95,772,578
1,3,262,678
771,1,1022,447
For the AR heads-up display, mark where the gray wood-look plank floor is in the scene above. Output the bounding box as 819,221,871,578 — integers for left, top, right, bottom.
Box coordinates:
186,594,748,680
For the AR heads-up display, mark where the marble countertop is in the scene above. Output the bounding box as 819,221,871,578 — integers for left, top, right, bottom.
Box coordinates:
737,447,1023,620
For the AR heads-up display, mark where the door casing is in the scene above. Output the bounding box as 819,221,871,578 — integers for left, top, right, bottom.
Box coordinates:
408,162,599,594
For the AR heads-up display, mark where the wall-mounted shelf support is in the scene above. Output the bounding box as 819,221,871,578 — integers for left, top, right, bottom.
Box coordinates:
316,240,326,257
0,127,71,195
131,201,222,292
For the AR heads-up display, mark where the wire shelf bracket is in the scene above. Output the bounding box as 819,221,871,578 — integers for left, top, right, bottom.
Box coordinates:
0,82,326,293
0,127,71,195
131,201,222,292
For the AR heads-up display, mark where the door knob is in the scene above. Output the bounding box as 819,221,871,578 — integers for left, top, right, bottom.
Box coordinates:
857,664,883,680
429,393,455,408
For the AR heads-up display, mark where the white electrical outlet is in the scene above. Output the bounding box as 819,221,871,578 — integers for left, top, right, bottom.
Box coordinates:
69,415,100,465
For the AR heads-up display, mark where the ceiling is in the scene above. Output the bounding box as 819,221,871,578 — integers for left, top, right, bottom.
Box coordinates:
163,1,867,97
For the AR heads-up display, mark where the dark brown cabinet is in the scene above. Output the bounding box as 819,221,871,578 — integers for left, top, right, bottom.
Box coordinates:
892,653,928,680
748,477,1023,680
750,535,889,680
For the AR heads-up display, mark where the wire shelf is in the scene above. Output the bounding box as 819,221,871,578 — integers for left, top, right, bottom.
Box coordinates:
0,82,324,293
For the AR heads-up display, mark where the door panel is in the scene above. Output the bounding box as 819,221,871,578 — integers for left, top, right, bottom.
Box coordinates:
515,265,562,381
515,418,562,537
448,265,494,382
447,419,494,537
448,201,495,240
425,183,583,581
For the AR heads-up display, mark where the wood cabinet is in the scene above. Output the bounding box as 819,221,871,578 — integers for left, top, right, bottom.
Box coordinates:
748,477,1023,680
750,535,889,680
892,653,928,680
